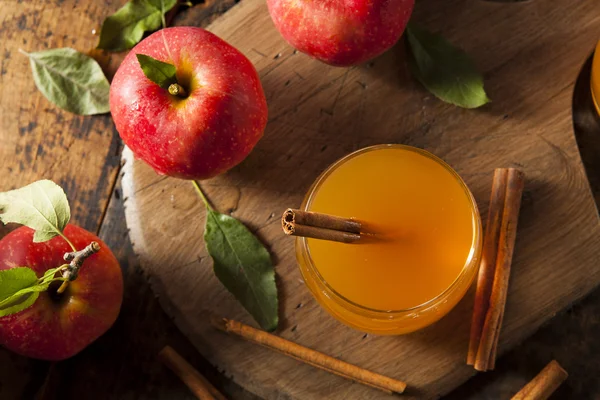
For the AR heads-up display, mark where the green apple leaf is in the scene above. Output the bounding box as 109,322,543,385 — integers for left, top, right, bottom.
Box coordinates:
193,182,279,332
0,291,40,318
405,22,490,109
20,48,110,115
0,267,40,318
0,267,65,317
97,0,177,52
136,54,177,88
0,180,71,243
0,267,38,301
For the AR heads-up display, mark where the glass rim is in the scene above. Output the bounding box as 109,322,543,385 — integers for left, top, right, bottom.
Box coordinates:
298,144,482,315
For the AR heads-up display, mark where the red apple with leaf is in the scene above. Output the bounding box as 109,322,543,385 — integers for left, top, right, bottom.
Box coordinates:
110,27,278,331
0,180,123,360
267,0,414,66
110,27,268,180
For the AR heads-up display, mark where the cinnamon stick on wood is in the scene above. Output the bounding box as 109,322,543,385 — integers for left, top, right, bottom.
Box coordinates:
467,168,525,372
159,346,228,400
511,360,568,400
282,208,362,243
487,304,504,370
475,168,525,371
467,169,508,365
211,316,407,394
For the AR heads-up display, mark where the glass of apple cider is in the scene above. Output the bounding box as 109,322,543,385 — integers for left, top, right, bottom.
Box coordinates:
295,144,482,335
591,41,600,115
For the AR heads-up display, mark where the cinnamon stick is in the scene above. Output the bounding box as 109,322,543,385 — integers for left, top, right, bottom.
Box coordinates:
467,168,508,365
283,209,361,233
211,316,407,394
511,360,568,400
473,168,525,371
282,221,361,243
159,346,227,400
487,305,504,370
282,209,362,243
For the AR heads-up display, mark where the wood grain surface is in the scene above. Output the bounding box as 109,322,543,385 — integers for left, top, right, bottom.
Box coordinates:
0,0,122,231
2,0,600,399
0,0,123,397
121,0,600,399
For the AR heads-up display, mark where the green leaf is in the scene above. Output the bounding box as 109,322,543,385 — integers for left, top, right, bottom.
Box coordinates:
20,48,110,115
0,267,38,301
405,22,490,109
136,54,177,88
203,209,279,331
0,180,71,243
0,267,40,317
0,267,66,317
0,292,40,318
7,276,57,299
97,0,177,52
0,283,50,309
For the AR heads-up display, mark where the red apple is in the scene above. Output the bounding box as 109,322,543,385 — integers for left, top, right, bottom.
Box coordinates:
0,225,123,361
110,27,268,180
267,0,414,66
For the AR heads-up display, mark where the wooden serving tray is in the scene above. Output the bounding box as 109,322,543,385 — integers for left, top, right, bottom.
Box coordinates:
121,1,600,398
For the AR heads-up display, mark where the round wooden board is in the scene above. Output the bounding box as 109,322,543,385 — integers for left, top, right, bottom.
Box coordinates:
122,1,600,398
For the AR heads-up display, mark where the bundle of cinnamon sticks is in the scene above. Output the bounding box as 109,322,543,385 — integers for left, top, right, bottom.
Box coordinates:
467,168,525,371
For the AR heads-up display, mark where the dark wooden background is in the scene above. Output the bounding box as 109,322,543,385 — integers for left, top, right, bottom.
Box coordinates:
1,1,599,399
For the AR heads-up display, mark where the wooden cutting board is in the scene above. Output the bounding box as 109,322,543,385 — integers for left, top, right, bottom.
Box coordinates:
121,1,600,398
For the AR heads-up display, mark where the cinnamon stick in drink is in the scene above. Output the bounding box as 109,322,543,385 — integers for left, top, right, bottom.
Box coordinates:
281,208,362,243
282,221,361,243
283,209,361,233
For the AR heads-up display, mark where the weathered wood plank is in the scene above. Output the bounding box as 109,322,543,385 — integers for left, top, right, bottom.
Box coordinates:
0,0,122,231
0,0,123,398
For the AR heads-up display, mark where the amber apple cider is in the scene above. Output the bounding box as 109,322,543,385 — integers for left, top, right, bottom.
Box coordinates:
296,145,482,334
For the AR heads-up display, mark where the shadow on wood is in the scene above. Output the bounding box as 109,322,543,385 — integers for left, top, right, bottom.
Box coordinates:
572,52,600,207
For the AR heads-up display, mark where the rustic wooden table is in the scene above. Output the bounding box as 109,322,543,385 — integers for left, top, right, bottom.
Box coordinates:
1,1,599,399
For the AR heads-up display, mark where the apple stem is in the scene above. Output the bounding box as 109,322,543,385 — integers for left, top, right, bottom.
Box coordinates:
168,83,187,97
191,180,214,211
57,242,101,294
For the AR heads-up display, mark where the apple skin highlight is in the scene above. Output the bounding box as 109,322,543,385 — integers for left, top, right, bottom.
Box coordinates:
110,27,268,180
